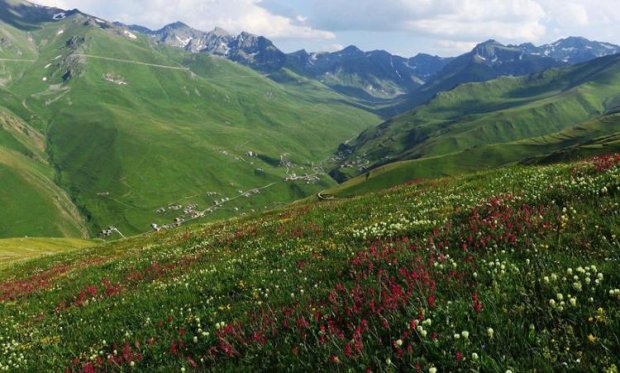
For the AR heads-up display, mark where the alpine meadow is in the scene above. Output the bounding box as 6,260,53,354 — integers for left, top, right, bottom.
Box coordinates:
0,0,619,372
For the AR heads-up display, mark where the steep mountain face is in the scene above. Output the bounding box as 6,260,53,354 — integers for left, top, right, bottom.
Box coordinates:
388,40,565,113
0,0,380,238
518,37,620,64
425,40,563,92
141,22,286,72
332,53,620,184
285,46,450,99
407,53,452,81
0,0,80,29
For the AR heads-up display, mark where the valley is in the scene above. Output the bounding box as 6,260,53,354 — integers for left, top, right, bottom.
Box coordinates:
0,2,381,238
0,1,619,371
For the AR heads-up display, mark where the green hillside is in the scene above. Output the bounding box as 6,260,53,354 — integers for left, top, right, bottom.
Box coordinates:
0,156,618,371
333,55,620,192
0,237,93,266
0,3,380,238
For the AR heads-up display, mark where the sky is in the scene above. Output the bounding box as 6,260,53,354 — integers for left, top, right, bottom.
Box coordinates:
33,0,620,57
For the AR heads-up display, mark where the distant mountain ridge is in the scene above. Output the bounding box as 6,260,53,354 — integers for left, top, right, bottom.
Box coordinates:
394,39,566,110
125,21,620,103
285,46,451,99
516,36,620,64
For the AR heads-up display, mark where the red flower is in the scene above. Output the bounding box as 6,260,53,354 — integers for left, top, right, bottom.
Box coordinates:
472,292,483,313
344,343,353,358
456,351,463,361
427,294,436,308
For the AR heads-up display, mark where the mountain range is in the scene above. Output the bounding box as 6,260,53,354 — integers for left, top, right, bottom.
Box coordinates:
0,0,619,239
127,21,620,102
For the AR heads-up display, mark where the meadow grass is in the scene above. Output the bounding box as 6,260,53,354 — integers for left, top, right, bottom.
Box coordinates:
0,156,618,371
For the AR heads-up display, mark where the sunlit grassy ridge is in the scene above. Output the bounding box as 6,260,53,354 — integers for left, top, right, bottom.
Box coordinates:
0,156,618,371
0,237,93,266
335,55,620,192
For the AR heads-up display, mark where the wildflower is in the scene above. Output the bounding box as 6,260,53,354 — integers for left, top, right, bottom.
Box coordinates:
454,333,460,340
570,298,577,307
549,299,556,307
429,367,437,373
461,331,469,339
472,352,479,360
588,334,597,343
395,339,403,347
556,293,564,301
487,328,494,338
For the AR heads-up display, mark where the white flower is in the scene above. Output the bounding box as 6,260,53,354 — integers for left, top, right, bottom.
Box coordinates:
429,367,438,373
570,298,577,307
454,333,460,339
395,339,403,347
487,328,494,338
472,352,479,360
461,331,469,339
556,293,564,301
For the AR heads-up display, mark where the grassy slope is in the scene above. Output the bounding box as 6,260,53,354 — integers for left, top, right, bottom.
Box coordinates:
0,149,87,238
0,157,618,371
0,237,93,266
330,112,620,196
0,13,380,238
333,55,620,194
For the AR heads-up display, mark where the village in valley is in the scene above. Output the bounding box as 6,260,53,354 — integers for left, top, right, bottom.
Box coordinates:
98,148,327,238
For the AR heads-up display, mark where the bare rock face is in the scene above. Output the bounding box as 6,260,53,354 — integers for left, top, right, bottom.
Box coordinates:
143,23,286,73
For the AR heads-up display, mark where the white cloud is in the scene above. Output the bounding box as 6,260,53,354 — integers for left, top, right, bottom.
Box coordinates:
32,0,620,56
308,0,547,43
320,43,345,52
33,0,335,40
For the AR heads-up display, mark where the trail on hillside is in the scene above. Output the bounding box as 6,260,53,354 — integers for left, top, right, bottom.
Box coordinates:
0,58,35,62
75,54,189,71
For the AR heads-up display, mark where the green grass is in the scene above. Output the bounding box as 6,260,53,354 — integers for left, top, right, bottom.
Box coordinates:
0,156,618,371
0,11,381,238
0,237,93,266
330,112,620,196
0,147,88,238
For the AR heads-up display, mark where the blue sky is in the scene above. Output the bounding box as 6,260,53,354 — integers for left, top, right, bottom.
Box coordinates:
35,0,620,57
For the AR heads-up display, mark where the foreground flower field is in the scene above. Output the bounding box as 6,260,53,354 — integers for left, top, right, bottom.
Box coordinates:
1,156,619,372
